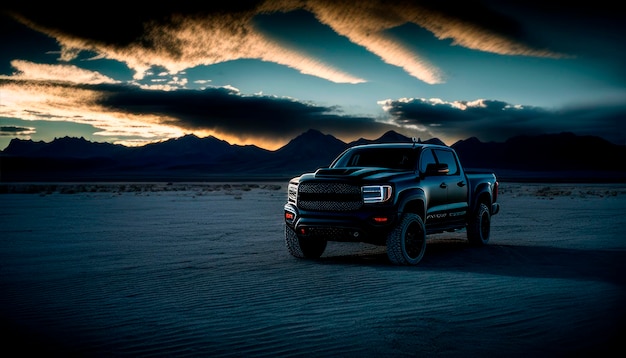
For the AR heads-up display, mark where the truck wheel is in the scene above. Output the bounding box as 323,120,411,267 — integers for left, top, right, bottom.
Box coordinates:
467,203,491,246
285,225,327,259
386,213,426,265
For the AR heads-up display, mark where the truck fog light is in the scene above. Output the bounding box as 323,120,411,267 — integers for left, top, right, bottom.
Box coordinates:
372,216,389,223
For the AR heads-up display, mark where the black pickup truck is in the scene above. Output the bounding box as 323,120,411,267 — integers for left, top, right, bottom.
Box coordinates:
283,140,500,265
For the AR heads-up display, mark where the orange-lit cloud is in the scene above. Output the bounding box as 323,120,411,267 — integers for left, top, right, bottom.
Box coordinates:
11,8,366,85
398,5,567,58
8,1,565,87
302,1,569,84
2,60,119,84
0,75,186,146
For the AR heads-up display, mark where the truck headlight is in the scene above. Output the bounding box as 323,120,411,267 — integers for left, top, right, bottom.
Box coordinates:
288,182,298,204
362,185,392,203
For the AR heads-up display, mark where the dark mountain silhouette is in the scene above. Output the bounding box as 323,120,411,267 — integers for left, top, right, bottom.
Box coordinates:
451,132,626,181
350,130,410,146
118,134,273,174
271,129,349,174
2,136,128,158
276,129,347,157
350,130,445,146
1,130,625,182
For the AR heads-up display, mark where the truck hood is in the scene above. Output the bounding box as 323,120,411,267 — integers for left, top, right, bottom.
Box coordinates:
312,167,413,181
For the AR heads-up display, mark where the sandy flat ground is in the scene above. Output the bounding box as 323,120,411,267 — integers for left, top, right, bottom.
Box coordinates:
1,182,625,357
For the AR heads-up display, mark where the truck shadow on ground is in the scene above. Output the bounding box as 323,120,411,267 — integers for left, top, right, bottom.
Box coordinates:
318,238,626,286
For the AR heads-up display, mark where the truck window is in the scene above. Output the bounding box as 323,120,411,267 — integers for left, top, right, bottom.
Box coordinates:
420,149,436,172
434,149,459,175
341,148,416,169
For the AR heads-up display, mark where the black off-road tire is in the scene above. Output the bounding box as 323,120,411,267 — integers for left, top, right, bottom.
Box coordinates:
386,213,427,265
285,225,327,259
467,203,491,246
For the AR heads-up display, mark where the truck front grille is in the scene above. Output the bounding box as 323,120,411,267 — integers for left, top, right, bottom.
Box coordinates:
297,182,362,211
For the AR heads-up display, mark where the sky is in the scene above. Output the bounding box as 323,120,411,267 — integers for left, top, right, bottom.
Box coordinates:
1,1,625,151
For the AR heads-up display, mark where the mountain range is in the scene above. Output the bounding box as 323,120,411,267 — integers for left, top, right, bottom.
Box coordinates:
1,129,625,182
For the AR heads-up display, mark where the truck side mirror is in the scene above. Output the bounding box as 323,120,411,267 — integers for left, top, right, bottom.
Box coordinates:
425,163,449,176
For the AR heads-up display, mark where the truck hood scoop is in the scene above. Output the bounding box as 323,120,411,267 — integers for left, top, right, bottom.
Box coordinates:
315,167,395,178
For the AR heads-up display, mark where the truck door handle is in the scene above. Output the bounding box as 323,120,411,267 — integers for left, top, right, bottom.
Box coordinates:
440,182,447,189
457,181,466,187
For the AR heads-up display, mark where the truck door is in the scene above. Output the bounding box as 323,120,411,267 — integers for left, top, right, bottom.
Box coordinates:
419,149,448,222
433,149,469,225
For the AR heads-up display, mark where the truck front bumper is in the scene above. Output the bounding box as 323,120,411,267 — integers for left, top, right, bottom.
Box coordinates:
284,203,397,245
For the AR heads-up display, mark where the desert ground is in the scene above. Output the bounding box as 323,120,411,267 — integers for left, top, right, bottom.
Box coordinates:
1,181,625,357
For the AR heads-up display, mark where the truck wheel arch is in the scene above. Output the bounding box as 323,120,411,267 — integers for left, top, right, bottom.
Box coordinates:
397,189,426,220
471,183,494,213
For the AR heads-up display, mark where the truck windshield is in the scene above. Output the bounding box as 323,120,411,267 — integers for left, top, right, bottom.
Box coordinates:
331,148,417,170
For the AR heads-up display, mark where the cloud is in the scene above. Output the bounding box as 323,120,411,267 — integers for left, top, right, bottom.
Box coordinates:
93,83,397,148
3,58,624,150
5,1,570,86
0,65,392,149
302,1,570,84
2,2,623,149
1,60,118,84
0,125,35,136
379,97,626,144
7,4,365,85
0,74,186,146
